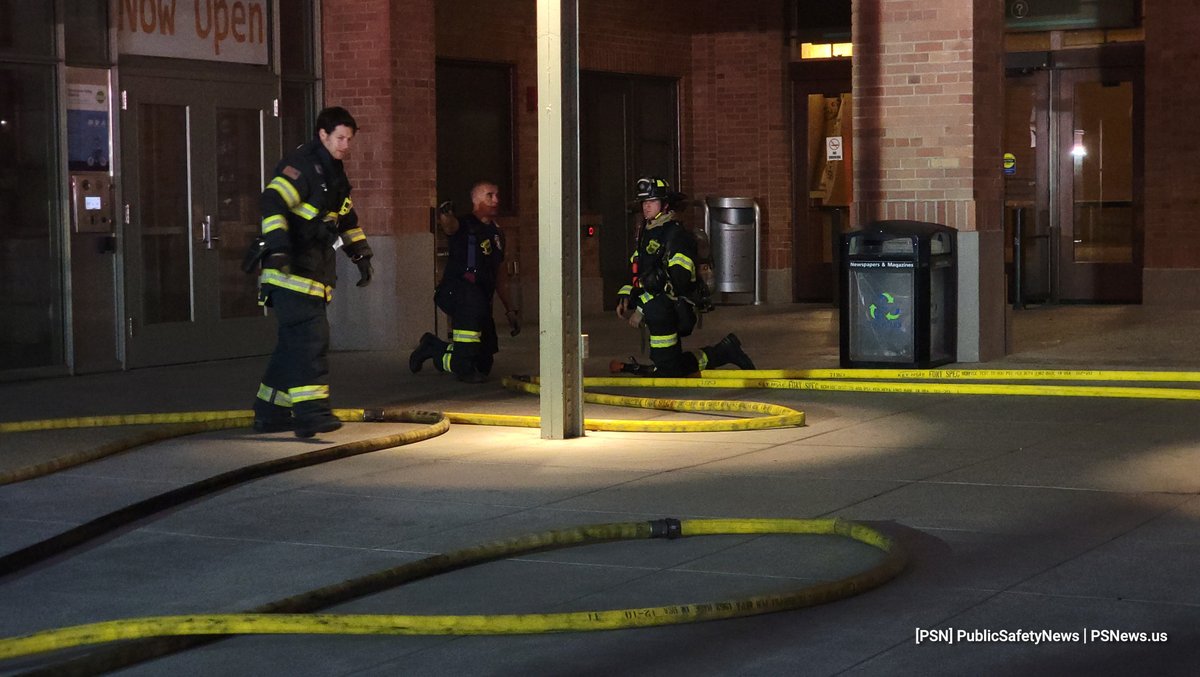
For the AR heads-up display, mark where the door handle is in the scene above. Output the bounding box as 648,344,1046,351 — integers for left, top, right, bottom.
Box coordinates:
200,214,220,249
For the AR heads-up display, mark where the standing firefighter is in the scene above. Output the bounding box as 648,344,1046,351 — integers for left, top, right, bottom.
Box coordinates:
614,176,755,376
251,106,374,438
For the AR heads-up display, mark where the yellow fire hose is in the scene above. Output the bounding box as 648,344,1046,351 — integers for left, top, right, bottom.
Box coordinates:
3,366,1195,670
0,518,901,664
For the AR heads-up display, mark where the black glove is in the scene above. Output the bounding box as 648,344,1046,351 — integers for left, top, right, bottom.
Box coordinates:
638,266,667,294
352,253,373,287
263,251,291,273
241,236,269,273
505,309,521,337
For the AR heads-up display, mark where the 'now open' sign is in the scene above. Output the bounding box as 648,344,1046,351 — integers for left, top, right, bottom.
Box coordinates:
119,0,268,65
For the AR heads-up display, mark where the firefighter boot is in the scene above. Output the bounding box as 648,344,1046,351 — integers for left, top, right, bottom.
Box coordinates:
293,402,342,439
609,356,657,376
456,368,487,384
409,332,448,373
706,333,756,370
252,400,293,433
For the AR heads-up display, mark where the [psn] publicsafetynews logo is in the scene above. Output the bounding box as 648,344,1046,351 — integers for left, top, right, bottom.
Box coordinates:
915,627,1168,645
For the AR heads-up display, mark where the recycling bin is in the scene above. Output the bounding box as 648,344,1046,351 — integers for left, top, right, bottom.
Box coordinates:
839,220,956,368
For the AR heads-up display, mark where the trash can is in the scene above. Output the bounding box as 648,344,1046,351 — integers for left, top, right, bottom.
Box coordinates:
839,220,956,368
703,196,761,304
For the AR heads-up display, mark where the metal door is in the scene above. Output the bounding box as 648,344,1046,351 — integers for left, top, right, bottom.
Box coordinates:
121,76,278,367
580,73,678,309
1004,59,1142,304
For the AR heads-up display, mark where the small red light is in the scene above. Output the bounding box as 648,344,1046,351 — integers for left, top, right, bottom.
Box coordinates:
587,226,596,237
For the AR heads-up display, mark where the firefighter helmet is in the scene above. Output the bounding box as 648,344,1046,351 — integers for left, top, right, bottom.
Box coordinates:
634,176,671,202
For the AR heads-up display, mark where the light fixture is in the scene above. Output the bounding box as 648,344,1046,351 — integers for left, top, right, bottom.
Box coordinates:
800,42,853,59
1071,129,1087,158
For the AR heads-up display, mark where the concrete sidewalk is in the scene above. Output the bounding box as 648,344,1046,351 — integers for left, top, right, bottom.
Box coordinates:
1,304,1198,675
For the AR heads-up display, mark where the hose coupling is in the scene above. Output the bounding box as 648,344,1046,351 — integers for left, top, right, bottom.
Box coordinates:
648,518,682,539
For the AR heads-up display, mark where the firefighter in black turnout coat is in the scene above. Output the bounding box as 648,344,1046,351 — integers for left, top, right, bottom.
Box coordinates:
251,107,374,438
409,181,519,382
615,176,755,377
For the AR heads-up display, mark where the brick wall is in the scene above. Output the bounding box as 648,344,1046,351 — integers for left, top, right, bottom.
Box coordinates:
690,1,792,271
1144,3,1200,270
322,0,436,236
436,0,697,284
852,0,1003,232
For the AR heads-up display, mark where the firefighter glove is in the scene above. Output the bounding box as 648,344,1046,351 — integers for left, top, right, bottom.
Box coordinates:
506,309,521,337
353,253,373,287
263,252,291,274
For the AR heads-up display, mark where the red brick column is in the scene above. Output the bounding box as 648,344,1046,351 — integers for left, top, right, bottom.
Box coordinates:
690,1,792,302
322,0,435,235
852,0,1005,360
321,0,436,350
1143,3,1200,304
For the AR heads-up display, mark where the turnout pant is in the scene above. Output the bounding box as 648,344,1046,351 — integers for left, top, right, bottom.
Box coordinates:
636,292,704,377
434,278,498,376
635,291,744,377
255,289,332,418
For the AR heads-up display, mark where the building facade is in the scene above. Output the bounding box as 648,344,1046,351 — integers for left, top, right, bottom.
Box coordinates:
2,0,1190,378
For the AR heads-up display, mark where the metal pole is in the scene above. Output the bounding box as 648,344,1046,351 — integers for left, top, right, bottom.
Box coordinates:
753,201,762,305
1013,207,1024,309
536,0,583,439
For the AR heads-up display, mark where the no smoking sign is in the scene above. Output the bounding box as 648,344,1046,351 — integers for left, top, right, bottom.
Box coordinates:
826,136,843,161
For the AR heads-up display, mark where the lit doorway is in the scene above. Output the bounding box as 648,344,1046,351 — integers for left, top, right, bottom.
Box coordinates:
791,60,852,303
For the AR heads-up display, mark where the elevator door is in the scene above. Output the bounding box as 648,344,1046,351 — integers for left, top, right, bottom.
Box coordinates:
1005,64,1142,303
121,76,279,367
581,72,679,309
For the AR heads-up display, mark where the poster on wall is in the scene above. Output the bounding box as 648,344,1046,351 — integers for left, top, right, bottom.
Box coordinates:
117,0,269,65
66,71,110,172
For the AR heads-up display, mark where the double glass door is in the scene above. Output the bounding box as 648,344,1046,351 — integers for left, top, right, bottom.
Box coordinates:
121,76,279,366
1005,61,1142,303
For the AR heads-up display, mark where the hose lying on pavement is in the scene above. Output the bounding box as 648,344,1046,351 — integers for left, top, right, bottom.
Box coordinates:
0,381,805,580
0,409,449,581
7,365,1180,671
0,517,905,668
599,367,1200,400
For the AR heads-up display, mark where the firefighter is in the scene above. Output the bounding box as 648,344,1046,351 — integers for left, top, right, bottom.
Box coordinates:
409,181,519,382
615,176,755,377
251,106,375,438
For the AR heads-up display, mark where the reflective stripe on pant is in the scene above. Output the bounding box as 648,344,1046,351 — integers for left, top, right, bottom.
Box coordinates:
435,279,498,376
257,288,332,416
637,293,701,377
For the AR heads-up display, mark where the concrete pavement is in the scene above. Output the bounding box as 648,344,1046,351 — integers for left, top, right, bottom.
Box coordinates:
1,304,1198,675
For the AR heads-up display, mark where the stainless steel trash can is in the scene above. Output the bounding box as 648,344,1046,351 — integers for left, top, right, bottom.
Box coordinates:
703,196,761,304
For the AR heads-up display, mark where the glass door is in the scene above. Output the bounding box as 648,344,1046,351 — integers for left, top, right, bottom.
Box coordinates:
1004,62,1142,304
1003,70,1051,304
1056,67,1142,302
121,76,279,367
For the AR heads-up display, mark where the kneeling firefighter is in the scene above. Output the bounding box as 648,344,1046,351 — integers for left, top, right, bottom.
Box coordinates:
614,176,755,377
248,106,375,438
